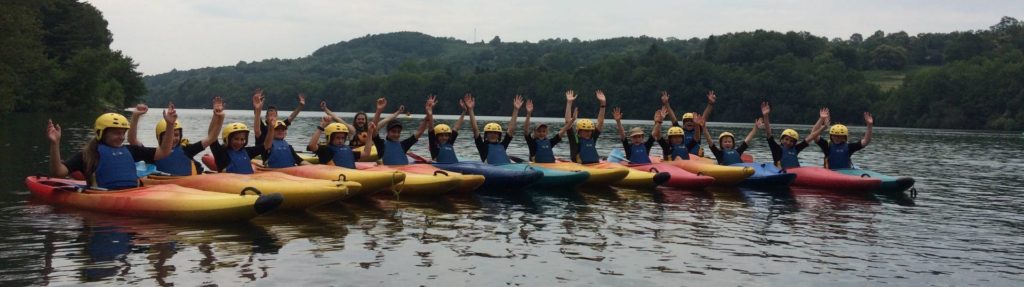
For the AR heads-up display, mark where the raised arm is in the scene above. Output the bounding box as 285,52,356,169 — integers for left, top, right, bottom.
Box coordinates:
559,107,578,137
697,114,714,147
861,112,873,146
595,90,607,131
508,95,524,136
372,97,386,127
745,118,762,144
805,108,829,143
522,99,534,136
612,107,625,140
263,112,278,151
701,90,716,121
465,94,479,138
127,103,148,146
454,98,468,131
47,119,69,177
202,97,226,147
661,91,680,126
564,90,576,124
413,95,436,139
652,108,666,140
308,115,331,152
252,89,264,139
287,93,306,123
363,122,376,156
321,101,356,132
154,103,178,160
760,101,773,138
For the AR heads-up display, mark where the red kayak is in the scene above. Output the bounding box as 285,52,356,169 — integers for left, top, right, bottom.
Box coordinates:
786,166,881,192
624,163,715,190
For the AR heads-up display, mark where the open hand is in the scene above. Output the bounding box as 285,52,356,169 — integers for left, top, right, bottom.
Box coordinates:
213,96,225,117
660,91,670,105
252,89,264,110
819,107,830,119
595,90,607,104
463,94,475,110
376,98,388,111
654,108,666,122
612,107,622,121
693,113,705,126
513,95,524,110
761,101,770,115
525,99,534,113
46,119,61,144
864,112,874,125
425,95,437,115
707,90,717,104
297,93,306,106
565,90,577,101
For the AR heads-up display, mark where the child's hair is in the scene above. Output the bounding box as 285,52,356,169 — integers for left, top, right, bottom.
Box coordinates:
81,138,100,186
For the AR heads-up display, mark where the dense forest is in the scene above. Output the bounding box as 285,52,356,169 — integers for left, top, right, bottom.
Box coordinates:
0,0,145,112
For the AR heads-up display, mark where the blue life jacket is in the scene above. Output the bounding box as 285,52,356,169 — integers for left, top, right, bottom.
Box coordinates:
577,136,599,164
669,142,691,160
779,145,801,169
224,148,254,174
436,143,459,163
327,144,356,169
266,139,295,168
154,145,195,176
628,143,651,164
94,144,139,189
718,148,743,165
826,142,852,169
485,142,511,165
684,130,701,155
381,139,408,165
532,138,555,163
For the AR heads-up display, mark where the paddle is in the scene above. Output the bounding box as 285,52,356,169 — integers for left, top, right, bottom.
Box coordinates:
606,148,632,164
406,152,431,164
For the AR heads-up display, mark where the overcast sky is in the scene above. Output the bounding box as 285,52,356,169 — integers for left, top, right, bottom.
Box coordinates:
85,0,1023,75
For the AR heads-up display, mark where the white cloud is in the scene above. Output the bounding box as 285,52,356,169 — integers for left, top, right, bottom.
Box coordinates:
86,0,1023,75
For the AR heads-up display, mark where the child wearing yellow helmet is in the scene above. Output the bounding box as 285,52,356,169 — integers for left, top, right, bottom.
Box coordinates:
366,96,433,165
308,114,360,169
209,121,264,174
47,103,179,190
613,107,664,164
662,90,716,156
817,111,874,169
760,102,830,169
567,90,608,164
251,90,309,168
701,116,762,165
427,95,468,163
469,94,524,165
127,97,226,175
523,96,574,163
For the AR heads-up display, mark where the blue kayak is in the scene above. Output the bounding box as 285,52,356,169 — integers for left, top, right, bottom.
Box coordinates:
834,168,915,194
498,163,589,189
731,162,796,188
432,162,543,190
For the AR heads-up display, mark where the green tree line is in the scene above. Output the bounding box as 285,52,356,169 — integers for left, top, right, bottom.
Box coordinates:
0,0,144,112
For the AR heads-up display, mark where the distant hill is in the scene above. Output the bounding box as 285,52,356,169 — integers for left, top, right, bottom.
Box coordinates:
144,17,1024,130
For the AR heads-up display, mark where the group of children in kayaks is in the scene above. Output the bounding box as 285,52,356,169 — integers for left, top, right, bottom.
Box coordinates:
46,88,894,194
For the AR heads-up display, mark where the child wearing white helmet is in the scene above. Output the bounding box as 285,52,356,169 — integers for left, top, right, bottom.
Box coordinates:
663,90,716,156
427,94,467,163
567,90,608,164
47,103,179,189
760,102,830,169
127,97,225,175
817,111,874,169
702,117,762,165
613,107,665,164
523,91,575,163
469,94,524,165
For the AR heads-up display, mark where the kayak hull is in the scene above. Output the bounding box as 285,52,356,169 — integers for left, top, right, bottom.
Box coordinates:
660,157,754,186
731,163,797,188
388,164,485,193
787,166,881,193
355,163,462,196
432,162,543,190
626,163,715,190
262,165,404,197
500,163,589,189
604,163,669,189
834,168,915,194
141,172,352,210
25,176,281,221
532,162,629,187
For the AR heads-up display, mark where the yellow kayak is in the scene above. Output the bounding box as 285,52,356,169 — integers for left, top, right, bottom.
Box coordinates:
358,164,462,196
659,157,754,186
533,162,629,186
602,163,670,189
259,165,404,197
141,172,353,211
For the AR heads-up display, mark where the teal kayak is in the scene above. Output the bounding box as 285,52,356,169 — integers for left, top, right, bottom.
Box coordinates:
834,168,915,194
499,163,589,189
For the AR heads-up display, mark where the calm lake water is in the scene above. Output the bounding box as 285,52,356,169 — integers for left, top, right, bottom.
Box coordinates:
1,109,1022,286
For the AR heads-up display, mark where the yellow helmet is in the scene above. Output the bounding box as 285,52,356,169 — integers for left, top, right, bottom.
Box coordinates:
271,120,287,129
325,123,349,141
682,113,695,121
667,126,685,136
483,123,503,133
433,124,452,134
155,119,183,141
830,124,849,136
94,113,130,140
718,132,735,141
221,122,250,142
576,119,595,130
781,129,799,140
